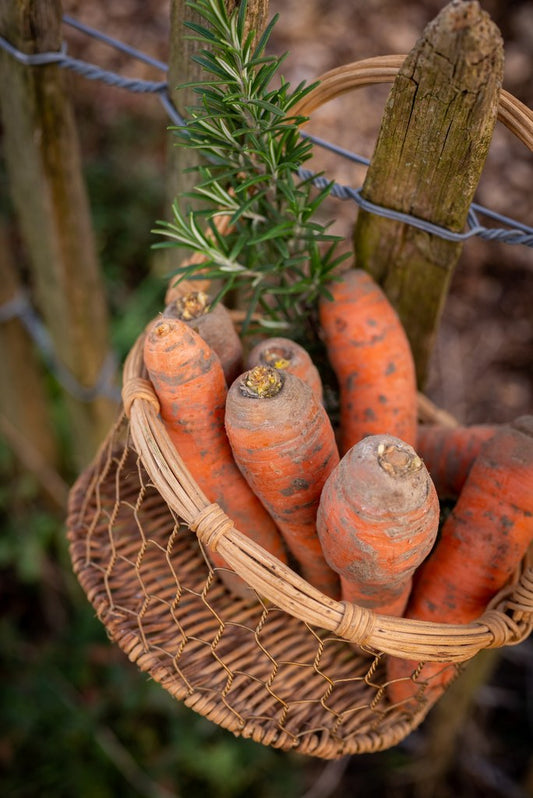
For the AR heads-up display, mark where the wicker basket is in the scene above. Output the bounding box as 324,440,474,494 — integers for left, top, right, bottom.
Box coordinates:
66,58,533,759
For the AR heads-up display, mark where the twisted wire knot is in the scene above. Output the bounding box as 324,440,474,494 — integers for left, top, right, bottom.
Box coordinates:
189,503,234,552
335,601,376,648
122,376,160,418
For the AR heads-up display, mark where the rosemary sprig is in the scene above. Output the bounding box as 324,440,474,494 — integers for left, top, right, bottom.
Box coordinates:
152,0,348,342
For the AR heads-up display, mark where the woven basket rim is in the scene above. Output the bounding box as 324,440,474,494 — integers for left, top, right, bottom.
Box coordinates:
122,333,533,665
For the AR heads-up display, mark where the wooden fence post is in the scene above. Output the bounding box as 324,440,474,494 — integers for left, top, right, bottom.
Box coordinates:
0,224,69,507
353,0,503,387
159,0,269,272
353,1,506,773
0,0,118,467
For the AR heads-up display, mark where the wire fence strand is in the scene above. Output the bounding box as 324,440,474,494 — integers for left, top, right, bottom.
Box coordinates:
1,17,532,245
0,14,532,405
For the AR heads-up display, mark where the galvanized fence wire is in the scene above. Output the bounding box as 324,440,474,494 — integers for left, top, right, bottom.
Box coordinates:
0,14,532,405
0,290,121,403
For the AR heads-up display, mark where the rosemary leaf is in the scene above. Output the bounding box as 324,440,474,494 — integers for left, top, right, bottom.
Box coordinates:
153,0,347,342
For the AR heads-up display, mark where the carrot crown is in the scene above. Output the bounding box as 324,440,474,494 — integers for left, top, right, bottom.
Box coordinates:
377,442,423,478
239,366,284,399
168,290,210,321
259,345,292,371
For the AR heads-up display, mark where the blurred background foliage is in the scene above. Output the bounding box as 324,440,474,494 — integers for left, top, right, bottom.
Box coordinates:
1,1,532,796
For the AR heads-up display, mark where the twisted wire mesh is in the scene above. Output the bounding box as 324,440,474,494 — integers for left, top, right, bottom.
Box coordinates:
68,413,461,757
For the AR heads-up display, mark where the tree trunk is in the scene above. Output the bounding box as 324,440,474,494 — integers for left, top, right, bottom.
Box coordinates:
0,0,117,467
0,225,60,473
159,0,269,273
353,0,503,386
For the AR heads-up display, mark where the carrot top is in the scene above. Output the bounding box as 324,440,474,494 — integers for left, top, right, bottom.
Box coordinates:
168,290,211,321
239,365,284,399
246,336,324,404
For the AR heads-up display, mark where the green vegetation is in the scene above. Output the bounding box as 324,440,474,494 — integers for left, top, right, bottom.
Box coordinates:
153,0,348,343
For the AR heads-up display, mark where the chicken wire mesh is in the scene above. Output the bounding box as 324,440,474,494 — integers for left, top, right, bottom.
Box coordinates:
67,411,468,759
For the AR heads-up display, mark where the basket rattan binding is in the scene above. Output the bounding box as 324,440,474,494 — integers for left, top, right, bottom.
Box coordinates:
67,58,533,759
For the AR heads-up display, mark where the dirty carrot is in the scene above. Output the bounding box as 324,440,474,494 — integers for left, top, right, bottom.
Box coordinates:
417,423,497,500
164,289,243,386
225,365,341,599
143,317,287,600
316,434,440,616
319,268,417,454
387,415,533,709
246,336,324,404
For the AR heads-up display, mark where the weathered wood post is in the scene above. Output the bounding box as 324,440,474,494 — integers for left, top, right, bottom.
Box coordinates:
352,0,507,770
353,0,504,387
160,0,269,271
0,0,118,467
0,225,69,507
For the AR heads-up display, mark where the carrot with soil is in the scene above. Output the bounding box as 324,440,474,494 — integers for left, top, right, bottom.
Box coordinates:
225,365,341,599
143,317,287,600
319,268,418,454
164,289,243,386
316,434,440,616
387,415,533,709
246,336,324,404
416,423,497,500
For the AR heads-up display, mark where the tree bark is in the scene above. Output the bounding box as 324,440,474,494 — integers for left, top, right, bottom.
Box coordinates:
0,224,59,471
0,0,117,467
353,0,503,386
159,0,269,273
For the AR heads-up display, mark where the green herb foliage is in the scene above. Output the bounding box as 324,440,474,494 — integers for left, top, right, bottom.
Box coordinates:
152,0,348,342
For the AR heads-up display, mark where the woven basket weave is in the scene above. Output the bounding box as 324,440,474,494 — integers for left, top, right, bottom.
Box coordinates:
67,58,533,759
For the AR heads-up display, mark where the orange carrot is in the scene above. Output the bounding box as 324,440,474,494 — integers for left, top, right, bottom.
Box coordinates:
319,268,417,454
164,290,243,386
246,336,324,404
225,365,341,598
316,434,440,615
387,415,533,709
417,423,497,500
143,318,287,600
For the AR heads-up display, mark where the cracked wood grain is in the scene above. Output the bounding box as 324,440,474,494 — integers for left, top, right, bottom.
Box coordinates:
353,0,504,387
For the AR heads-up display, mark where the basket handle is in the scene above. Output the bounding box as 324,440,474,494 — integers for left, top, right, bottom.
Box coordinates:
292,55,533,151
